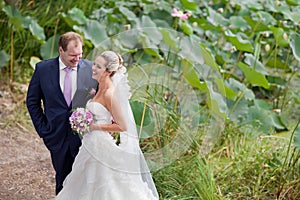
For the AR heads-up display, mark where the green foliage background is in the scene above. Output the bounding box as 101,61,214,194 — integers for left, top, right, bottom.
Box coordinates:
1,0,300,199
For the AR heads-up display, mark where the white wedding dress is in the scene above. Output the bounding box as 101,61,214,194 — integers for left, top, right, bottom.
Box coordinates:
55,101,159,200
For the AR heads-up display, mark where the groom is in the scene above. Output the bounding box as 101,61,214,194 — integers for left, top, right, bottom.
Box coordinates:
26,32,97,194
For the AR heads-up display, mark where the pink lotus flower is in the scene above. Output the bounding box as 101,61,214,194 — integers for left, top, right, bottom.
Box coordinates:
171,8,189,20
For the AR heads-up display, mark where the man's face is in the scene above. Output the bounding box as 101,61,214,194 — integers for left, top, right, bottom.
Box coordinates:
59,40,83,67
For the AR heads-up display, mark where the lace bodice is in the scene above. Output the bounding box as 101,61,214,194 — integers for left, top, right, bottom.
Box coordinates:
86,101,112,124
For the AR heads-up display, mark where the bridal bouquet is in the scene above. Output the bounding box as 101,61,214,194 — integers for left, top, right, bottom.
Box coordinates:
69,107,94,136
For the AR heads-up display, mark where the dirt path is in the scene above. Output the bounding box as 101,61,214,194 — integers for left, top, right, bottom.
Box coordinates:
0,87,55,200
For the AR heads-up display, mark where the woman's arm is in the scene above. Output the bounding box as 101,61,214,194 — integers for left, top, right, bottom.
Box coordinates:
90,122,124,133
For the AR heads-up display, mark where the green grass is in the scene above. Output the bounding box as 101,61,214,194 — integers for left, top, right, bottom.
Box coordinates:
149,121,299,200
154,153,220,200
210,125,300,200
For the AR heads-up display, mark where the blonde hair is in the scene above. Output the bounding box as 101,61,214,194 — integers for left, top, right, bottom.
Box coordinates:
100,51,123,73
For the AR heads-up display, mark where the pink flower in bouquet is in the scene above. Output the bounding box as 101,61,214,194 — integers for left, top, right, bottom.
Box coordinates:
69,107,94,136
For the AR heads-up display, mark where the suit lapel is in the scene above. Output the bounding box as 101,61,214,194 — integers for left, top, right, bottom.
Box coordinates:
72,59,97,108
77,60,90,90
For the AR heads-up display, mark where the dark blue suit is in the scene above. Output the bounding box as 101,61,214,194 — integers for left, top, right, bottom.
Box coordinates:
26,57,97,194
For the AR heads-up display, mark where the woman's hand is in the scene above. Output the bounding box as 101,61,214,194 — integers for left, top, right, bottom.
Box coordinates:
89,124,98,132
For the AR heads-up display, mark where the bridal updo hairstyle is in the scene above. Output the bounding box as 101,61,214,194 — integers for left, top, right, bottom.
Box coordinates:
100,51,124,77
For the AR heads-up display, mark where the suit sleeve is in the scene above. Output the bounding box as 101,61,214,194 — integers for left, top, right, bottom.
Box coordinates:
26,66,47,137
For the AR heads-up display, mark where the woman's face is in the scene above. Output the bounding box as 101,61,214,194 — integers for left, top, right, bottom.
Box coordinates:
92,56,107,81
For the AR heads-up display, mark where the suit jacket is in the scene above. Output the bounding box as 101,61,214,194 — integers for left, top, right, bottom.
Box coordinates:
26,57,98,154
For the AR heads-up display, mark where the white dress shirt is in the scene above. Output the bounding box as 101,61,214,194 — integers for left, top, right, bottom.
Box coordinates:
59,57,77,100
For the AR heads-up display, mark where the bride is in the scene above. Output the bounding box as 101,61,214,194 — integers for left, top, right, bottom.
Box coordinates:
55,51,159,200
